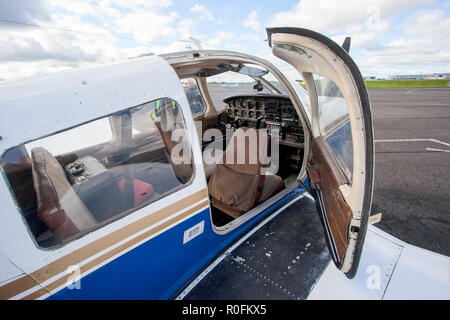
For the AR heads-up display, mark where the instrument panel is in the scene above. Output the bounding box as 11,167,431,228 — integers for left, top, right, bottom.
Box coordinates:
223,94,304,147
226,98,264,120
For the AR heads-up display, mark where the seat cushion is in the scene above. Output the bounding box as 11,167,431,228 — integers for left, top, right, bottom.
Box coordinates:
208,164,263,214
259,174,285,202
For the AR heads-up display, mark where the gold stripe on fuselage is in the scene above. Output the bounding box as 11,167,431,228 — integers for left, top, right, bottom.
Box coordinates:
0,188,209,300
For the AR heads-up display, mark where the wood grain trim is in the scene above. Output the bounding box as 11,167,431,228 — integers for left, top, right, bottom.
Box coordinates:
310,137,352,263
0,188,208,300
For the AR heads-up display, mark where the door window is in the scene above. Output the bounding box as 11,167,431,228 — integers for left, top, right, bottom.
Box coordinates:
314,75,353,181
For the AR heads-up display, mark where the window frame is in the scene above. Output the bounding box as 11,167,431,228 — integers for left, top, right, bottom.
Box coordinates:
0,97,196,250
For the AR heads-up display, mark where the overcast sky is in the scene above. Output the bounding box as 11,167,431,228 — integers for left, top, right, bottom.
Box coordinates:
0,0,449,81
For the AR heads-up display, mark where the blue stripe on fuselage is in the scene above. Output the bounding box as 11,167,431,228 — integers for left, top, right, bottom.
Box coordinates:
48,186,305,299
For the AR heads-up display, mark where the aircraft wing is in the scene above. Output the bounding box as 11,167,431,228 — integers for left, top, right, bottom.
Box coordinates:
308,225,450,300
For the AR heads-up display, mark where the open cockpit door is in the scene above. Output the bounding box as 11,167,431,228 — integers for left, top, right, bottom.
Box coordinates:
267,28,374,277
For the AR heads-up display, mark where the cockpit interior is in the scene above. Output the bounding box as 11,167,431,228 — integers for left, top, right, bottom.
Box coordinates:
170,58,308,228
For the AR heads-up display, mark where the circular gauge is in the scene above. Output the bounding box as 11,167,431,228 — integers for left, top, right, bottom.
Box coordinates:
234,109,239,116
241,110,247,118
248,102,254,109
248,111,255,118
241,100,247,108
227,108,233,116
255,101,262,110
256,111,263,118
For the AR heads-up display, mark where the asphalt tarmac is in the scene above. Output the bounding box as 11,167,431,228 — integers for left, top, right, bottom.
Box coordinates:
209,87,450,256
369,88,450,256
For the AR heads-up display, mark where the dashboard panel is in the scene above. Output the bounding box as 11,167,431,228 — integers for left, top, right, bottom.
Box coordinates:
223,94,304,147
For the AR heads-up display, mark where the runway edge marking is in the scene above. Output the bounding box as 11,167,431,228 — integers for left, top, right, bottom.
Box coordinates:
375,138,450,147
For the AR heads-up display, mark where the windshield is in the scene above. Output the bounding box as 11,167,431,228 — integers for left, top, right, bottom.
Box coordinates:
235,64,268,77
206,71,273,112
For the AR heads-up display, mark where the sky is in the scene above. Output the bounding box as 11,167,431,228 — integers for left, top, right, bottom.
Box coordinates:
0,0,449,81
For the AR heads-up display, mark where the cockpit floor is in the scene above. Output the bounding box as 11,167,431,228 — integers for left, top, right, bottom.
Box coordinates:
182,195,331,300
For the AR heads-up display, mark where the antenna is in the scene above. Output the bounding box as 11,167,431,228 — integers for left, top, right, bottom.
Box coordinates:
342,37,351,53
179,37,203,50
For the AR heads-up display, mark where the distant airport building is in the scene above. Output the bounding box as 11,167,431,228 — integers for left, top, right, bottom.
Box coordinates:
388,74,426,80
427,73,450,79
387,73,450,80
363,76,386,80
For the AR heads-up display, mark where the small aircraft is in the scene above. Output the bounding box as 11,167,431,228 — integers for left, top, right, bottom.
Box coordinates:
0,28,448,300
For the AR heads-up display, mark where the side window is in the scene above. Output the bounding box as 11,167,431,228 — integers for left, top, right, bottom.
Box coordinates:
1,98,193,248
314,75,353,181
181,78,207,115
24,118,113,156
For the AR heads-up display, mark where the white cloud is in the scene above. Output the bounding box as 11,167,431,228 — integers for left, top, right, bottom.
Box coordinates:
113,11,178,43
190,4,213,21
202,31,251,52
49,12,114,37
0,27,115,80
239,33,261,42
177,18,195,39
358,8,450,76
46,0,97,17
267,0,450,77
1,0,447,81
0,0,186,81
0,1,179,80
0,0,50,25
216,31,234,41
331,32,377,49
268,0,431,34
359,43,450,76
109,0,173,9
401,9,450,39
243,10,260,31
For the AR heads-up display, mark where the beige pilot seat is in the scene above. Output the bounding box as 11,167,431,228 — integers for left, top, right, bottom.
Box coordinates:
208,127,285,219
31,147,97,241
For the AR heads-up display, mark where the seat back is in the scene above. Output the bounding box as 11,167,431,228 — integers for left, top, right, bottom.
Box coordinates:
222,127,269,174
208,128,269,217
155,102,193,183
31,147,97,240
